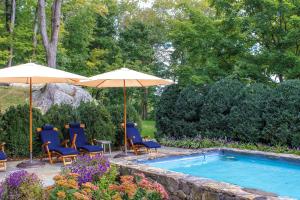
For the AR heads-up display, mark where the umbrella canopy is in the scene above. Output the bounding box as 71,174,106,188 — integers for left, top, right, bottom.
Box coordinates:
79,67,174,155
80,68,173,87
0,63,87,165
0,63,86,83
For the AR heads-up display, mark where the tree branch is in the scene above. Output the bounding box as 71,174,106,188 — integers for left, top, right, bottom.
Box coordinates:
51,0,61,47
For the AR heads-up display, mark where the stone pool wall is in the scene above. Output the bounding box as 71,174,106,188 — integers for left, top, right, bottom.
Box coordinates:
111,148,293,200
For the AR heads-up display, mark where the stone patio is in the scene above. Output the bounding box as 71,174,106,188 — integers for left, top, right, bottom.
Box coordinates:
0,147,186,186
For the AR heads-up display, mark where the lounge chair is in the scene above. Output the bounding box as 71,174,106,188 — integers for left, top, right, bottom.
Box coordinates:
0,142,7,171
126,122,161,155
38,125,79,165
65,122,103,157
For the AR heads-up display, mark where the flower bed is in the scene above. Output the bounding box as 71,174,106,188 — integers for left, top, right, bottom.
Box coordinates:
0,155,169,200
0,170,44,199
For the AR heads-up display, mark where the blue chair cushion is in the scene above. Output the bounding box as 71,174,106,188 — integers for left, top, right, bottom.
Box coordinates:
69,122,81,128
52,147,79,155
43,124,54,130
126,124,143,144
142,141,161,149
126,122,135,128
79,145,103,152
0,151,7,160
40,126,61,150
69,125,88,148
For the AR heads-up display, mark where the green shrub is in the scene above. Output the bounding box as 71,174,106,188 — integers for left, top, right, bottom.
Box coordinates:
0,104,45,158
77,102,115,144
172,85,208,138
228,83,273,143
107,104,142,146
199,79,244,137
44,104,77,134
155,85,181,138
156,78,300,148
262,80,300,147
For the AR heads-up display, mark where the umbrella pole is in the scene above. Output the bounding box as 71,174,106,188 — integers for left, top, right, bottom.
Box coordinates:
29,78,33,163
123,80,127,155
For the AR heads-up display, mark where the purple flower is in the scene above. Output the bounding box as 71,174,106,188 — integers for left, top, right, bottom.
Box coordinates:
0,184,4,199
6,170,28,188
65,154,110,184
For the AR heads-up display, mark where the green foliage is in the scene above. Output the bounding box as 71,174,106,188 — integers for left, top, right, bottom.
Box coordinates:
141,120,156,138
262,80,300,147
228,83,273,143
0,104,45,157
44,104,77,133
76,102,115,143
173,85,208,138
44,102,115,144
156,79,300,148
199,79,244,136
155,84,181,138
93,165,119,200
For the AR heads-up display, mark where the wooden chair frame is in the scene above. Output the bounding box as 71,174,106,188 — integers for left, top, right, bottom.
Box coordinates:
65,124,103,157
37,127,77,166
122,123,159,155
0,142,7,171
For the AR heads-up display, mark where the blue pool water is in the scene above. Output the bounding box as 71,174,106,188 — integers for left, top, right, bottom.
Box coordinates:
141,151,300,199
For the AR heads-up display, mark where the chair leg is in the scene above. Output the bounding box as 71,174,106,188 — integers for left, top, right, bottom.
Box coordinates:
62,157,66,166
0,161,6,171
48,152,53,164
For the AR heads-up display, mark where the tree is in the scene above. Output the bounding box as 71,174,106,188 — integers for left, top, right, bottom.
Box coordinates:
5,0,16,66
211,0,300,82
38,0,62,68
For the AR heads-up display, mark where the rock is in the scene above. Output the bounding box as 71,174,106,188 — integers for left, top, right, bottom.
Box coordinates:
32,83,92,113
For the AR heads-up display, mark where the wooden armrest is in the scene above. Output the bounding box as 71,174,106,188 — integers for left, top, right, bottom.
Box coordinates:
91,139,97,145
61,139,69,147
42,141,51,148
142,136,150,140
121,122,138,128
71,134,77,148
0,142,5,152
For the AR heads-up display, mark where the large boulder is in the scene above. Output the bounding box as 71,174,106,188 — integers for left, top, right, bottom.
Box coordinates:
32,83,92,113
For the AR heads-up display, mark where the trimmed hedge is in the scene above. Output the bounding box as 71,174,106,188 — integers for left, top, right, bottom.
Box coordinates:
0,101,141,158
156,79,300,147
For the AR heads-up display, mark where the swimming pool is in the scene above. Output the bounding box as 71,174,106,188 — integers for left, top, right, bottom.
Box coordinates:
141,150,300,199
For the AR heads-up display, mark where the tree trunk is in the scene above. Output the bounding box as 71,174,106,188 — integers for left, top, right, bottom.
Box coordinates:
141,87,148,120
32,6,39,60
5,0,16,67
38,0,62,68
47,44,57,68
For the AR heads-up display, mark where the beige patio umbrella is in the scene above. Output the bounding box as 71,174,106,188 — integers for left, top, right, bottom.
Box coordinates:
0,63,87,166
79,67,173,154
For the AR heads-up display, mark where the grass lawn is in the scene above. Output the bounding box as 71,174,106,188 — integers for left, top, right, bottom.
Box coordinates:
0,86,28,112
141,120,156,138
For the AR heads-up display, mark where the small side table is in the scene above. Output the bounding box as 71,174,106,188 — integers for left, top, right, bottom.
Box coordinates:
96,140,112,156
